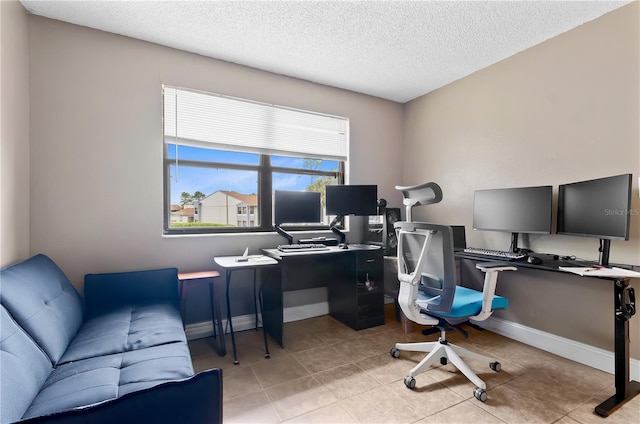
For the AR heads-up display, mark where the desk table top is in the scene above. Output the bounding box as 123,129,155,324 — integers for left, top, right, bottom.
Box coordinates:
178,270,221,281
214,255,279,269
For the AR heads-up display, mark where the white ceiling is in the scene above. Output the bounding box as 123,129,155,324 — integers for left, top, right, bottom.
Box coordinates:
20,0,631,103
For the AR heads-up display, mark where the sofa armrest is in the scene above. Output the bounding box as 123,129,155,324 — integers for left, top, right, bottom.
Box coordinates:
84,268,180,318
17,369,223,424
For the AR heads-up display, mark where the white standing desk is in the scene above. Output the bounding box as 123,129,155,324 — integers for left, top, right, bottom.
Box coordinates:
213,255,278,365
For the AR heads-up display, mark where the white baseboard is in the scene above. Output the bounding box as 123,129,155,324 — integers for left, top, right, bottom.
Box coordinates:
185,313,260,340
186,308,639,381
185,302,329,340
474,316,640,380
283,302,329,323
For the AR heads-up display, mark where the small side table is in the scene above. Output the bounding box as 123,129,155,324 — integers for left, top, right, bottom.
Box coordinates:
178,270,225,356
213,255,278,364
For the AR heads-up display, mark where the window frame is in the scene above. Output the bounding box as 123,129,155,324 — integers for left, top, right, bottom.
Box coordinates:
163,151,345,235
162,85,348,236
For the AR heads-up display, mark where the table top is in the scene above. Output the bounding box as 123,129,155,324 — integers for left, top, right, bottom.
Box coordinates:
178,270,221,281
214,255,279,269
456,252,640,276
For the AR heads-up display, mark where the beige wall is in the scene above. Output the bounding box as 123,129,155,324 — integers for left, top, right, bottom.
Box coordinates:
27,16,403,288
0,0,30,267
403,3,639,358
12,2,640,360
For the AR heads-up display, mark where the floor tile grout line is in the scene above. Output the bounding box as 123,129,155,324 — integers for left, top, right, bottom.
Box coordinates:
191,310,635,424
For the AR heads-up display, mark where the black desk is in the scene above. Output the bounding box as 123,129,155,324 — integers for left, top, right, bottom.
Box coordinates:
261,245,384,347
456,252,640,417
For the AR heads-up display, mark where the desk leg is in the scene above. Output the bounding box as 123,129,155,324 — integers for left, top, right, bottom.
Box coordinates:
258,275,271,359
209,280,226,356
595,279,640,417
261,266,284,348
226,270,239,365
253,269,259,331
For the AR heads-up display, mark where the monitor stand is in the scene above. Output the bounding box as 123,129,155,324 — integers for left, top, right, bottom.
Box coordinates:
331,226,348,249
510,232,519,254
329,215,348,249
599,239,611,267
274,224,294,245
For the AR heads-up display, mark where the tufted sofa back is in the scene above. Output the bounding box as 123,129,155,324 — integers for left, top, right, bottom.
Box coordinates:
0,254,83,365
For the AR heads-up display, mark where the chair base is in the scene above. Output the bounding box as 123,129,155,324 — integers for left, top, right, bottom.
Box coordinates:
392,337,501,396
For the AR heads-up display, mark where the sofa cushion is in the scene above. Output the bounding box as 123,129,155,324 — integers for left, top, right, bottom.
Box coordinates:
0,254,83,365
22,342,195,420
0,306,53,424
59,303,187,364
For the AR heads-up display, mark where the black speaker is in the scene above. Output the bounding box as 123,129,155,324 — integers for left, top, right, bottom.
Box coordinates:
362,207,400,256
451,225,467,251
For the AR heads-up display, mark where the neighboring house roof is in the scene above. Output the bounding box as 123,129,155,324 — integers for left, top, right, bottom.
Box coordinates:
170,204,182,212
203,190,258,206
180,208,195,217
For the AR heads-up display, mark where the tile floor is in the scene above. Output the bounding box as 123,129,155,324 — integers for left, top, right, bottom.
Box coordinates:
188,306,639,423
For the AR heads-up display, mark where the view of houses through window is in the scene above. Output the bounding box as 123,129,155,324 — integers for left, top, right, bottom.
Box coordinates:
163,86,348,234
165,145,342,232
170,188,260,228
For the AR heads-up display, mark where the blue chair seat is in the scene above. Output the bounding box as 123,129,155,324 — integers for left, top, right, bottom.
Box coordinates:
419,286,508,319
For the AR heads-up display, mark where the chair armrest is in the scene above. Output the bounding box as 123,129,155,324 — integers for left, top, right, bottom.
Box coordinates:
471,264,517,321
84,268,180,318
475,262,518,272
17,369,223,424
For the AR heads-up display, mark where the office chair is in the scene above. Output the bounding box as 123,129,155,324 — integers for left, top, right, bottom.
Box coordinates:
395,181,443,221
390,220,515,402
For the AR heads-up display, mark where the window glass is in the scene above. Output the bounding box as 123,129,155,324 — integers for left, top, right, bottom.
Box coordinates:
167,145,259,165
168,161,259,229
163,86,347,234
271,156,340,171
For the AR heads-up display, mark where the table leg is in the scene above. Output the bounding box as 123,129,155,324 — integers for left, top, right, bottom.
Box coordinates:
594,279,640,416
253,269,258,331
226,269,239,365
258,277,271,359
209,280,226,356
179,279,188,326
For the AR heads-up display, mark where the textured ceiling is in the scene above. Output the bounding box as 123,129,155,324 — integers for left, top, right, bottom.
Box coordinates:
20,0,631,103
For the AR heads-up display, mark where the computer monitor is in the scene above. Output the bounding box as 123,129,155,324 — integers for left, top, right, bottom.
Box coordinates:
325,185,378,216
473,185,553,253
273,190,321,244
325,185,378,249
557,173,632,266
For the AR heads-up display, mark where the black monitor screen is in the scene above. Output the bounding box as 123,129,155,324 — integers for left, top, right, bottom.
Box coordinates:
273,190,321,225
326,185,378,216
473,185,552,234
557,174,632,240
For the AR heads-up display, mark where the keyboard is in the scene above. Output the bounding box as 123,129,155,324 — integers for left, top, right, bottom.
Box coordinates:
277,244,329,252
462,247,526,261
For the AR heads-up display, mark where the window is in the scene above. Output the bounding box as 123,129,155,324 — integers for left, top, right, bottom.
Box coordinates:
163,86,348,234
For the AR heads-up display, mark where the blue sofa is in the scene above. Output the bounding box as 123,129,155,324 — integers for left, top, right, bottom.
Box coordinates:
0,254,222,423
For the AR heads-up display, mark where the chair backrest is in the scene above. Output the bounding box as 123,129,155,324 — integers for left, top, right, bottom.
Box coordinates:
394,182,443,221
395,222,457,324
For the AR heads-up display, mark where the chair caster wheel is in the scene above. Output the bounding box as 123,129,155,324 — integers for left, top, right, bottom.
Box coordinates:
473,387,487,402
390,348,400,358
404,376,416,389
440,357,448,365
490,362,501,372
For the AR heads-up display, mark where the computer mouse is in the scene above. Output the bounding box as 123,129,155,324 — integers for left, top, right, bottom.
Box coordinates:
527,256,542,265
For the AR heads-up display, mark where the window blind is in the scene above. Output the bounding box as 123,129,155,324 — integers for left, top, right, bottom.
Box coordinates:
163,86,349,161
